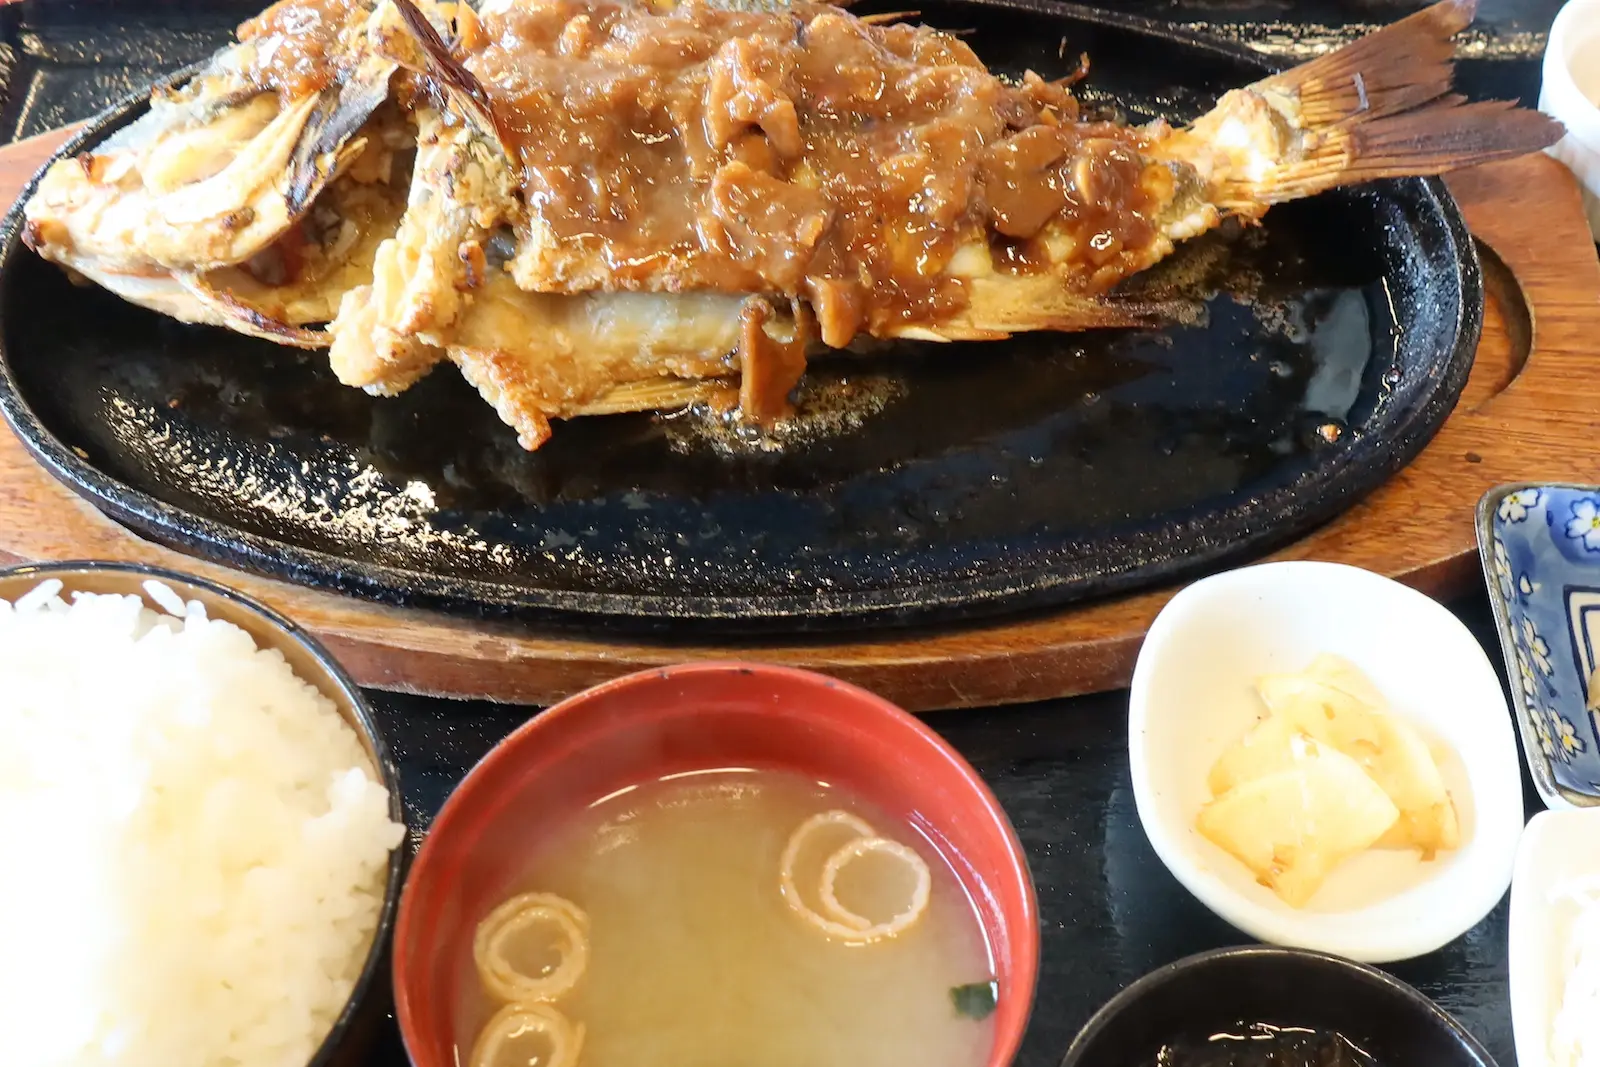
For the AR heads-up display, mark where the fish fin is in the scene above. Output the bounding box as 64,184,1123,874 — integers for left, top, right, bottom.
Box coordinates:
385,0,511,155
883,275,1164,340
443,281,751,449
1193,0,1562,207
1255,0,1475,127
175,274,333,349
1258,99,1564,200
449,347,556,450
857,10,921,25
571,377,736,415
328,277,447,393
447,349,735,447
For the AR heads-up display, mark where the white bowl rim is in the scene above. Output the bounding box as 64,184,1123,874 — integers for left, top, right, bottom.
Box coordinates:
1129,559,1524,963
1544,0,1600,148
0,558,409,1067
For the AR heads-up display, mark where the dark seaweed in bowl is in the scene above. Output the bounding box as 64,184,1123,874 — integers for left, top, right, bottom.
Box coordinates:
1059,946,1498,1067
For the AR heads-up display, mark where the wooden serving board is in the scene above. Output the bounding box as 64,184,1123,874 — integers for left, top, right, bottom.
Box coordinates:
1,126,1597,711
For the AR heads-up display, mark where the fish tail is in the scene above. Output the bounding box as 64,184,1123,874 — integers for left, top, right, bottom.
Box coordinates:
1189,0,1563,209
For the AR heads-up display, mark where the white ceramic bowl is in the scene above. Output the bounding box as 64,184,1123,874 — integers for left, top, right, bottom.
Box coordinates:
1129,560,1524,963
1542,0,1600,238
1510,807,1600,1067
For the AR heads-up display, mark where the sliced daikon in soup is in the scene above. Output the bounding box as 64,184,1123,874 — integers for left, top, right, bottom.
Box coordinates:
456,769,996,1067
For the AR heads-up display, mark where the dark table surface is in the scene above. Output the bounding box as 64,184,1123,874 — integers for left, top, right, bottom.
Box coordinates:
0,1,1565,1064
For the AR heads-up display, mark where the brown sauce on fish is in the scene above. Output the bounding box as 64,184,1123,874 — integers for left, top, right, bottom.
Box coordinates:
458,0,1169,342
239,0,372,99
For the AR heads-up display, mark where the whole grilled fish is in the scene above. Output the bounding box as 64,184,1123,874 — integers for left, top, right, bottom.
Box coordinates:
21,0,1563,449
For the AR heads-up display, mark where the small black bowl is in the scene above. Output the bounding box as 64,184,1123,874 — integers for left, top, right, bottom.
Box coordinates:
1060,945,1497,1067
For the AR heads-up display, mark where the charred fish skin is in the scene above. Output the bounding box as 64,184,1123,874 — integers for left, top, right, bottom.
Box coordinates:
282,50,400,218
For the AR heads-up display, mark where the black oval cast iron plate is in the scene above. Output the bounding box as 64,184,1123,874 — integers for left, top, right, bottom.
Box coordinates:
0,0,1482,636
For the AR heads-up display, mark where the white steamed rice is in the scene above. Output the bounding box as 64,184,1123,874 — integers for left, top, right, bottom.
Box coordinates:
1553,875,1600,1067
0,580,405,1067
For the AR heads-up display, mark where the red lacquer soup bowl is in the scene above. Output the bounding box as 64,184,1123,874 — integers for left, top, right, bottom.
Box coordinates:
393,662,1040,1067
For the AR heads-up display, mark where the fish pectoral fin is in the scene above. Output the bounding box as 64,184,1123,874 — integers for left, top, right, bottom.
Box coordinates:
174,273,332,349
324,104,506,396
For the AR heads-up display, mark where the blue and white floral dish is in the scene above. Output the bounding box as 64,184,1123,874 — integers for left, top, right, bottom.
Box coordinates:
1478,484,1600,808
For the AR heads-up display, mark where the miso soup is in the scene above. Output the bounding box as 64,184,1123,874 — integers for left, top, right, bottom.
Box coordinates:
456,767,998,1067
